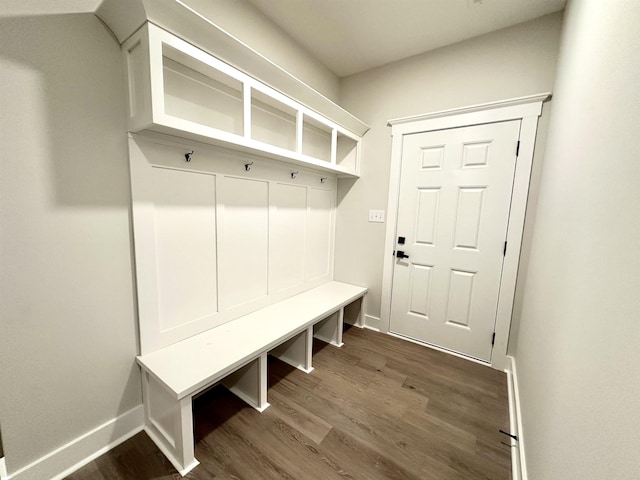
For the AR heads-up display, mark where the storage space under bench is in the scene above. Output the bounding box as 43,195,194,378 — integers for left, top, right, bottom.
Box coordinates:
136,281,367,476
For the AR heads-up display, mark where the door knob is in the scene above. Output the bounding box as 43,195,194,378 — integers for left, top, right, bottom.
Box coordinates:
396,250,410,259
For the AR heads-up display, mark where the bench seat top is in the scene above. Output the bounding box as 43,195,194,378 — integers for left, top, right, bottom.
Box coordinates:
136,281,367,399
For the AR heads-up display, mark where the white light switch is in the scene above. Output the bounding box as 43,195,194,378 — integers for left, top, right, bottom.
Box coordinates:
368,209,385,223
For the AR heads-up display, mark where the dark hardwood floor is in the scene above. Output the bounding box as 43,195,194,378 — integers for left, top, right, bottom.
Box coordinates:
66,326,511,480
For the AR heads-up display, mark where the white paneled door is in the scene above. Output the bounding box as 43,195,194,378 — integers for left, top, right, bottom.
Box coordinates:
390,120,521,362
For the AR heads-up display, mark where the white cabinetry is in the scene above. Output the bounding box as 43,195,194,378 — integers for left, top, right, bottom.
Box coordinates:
122,19,369,473
129,134,338,354
124,23,363,177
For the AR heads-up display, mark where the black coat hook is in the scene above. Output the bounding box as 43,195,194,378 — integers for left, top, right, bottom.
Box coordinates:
185,151,194,162
245,162,254,171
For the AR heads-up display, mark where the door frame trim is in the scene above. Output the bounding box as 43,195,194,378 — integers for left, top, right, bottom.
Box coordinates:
381,93,551,370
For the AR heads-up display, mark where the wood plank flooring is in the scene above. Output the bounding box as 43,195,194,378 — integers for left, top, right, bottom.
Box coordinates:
66,326,511,480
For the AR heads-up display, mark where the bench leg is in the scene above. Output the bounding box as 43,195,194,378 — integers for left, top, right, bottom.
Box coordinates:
344,296,365,328
313,308,344,347
222,353,270,412
270,326,314,373
141,371,199,476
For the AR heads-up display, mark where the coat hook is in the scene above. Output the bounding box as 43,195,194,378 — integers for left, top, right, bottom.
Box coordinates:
244,161,254,171
320,177,327,183
185,151,194,162
291,171,299,179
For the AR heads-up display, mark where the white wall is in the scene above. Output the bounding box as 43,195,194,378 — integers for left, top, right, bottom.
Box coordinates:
512,1,640,478
336,13,563,325
0,13,139,473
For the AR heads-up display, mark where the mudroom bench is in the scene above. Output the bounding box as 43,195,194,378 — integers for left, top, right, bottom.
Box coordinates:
136,281,367,476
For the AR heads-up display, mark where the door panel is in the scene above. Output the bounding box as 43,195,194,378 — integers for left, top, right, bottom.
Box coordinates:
408,263,433,317
415,188,440,245
390,120,521,361
453,187,484,250
445,268,475,328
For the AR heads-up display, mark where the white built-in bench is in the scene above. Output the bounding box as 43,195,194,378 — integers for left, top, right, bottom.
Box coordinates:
136,281,367,476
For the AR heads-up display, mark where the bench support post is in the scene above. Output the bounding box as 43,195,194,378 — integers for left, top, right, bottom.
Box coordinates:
313,308,344,347
270,326,314,373
222,353,270,412
343,296,365,328
141,371,199,476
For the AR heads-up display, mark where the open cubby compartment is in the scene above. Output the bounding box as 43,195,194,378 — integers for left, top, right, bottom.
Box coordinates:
124,23,365,178
250,87,297,152
302,114,333,163
161,43,244,136
336,130,360,173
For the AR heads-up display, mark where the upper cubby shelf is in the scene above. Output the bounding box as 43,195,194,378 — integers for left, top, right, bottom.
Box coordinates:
123,23,364,178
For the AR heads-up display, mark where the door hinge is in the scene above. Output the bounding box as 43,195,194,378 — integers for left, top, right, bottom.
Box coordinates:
492,332,496,346
503,241,507,256
516,140,521,157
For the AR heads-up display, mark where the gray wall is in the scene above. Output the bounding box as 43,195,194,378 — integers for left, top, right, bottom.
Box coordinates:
335,13,563,328
0,14,139,472
181,0,341,101
512,0,640,478
7,4,638,480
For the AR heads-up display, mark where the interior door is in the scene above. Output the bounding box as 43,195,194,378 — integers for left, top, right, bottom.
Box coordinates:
389,120,521,362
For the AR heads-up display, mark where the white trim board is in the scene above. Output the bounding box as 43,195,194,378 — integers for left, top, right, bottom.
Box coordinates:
506,356,528,480
381,93,551,371
5,406,144,480
388,93,550,128
363,314,381,331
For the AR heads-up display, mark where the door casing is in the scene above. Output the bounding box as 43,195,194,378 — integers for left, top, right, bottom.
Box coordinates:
381,93,551,371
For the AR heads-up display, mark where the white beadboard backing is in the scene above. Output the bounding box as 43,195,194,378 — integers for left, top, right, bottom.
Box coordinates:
129,133,337,354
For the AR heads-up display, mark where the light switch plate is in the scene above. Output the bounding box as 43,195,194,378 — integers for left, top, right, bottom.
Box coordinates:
369,209,385,223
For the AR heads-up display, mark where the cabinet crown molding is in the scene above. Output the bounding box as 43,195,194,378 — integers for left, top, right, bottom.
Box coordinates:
97,0,369,136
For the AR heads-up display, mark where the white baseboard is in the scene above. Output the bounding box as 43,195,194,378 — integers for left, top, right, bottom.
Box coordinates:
506,356,527,480
6,405,144,480
363,314,381,331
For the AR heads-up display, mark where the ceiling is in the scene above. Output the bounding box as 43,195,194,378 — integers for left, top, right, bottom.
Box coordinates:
0,0,101,17
0,0,566,78
247,0,566,77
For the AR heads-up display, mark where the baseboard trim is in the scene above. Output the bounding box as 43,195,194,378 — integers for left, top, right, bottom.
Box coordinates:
6,405,144,480
506,355,527,480
1,457,8,480
363,314,381,331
